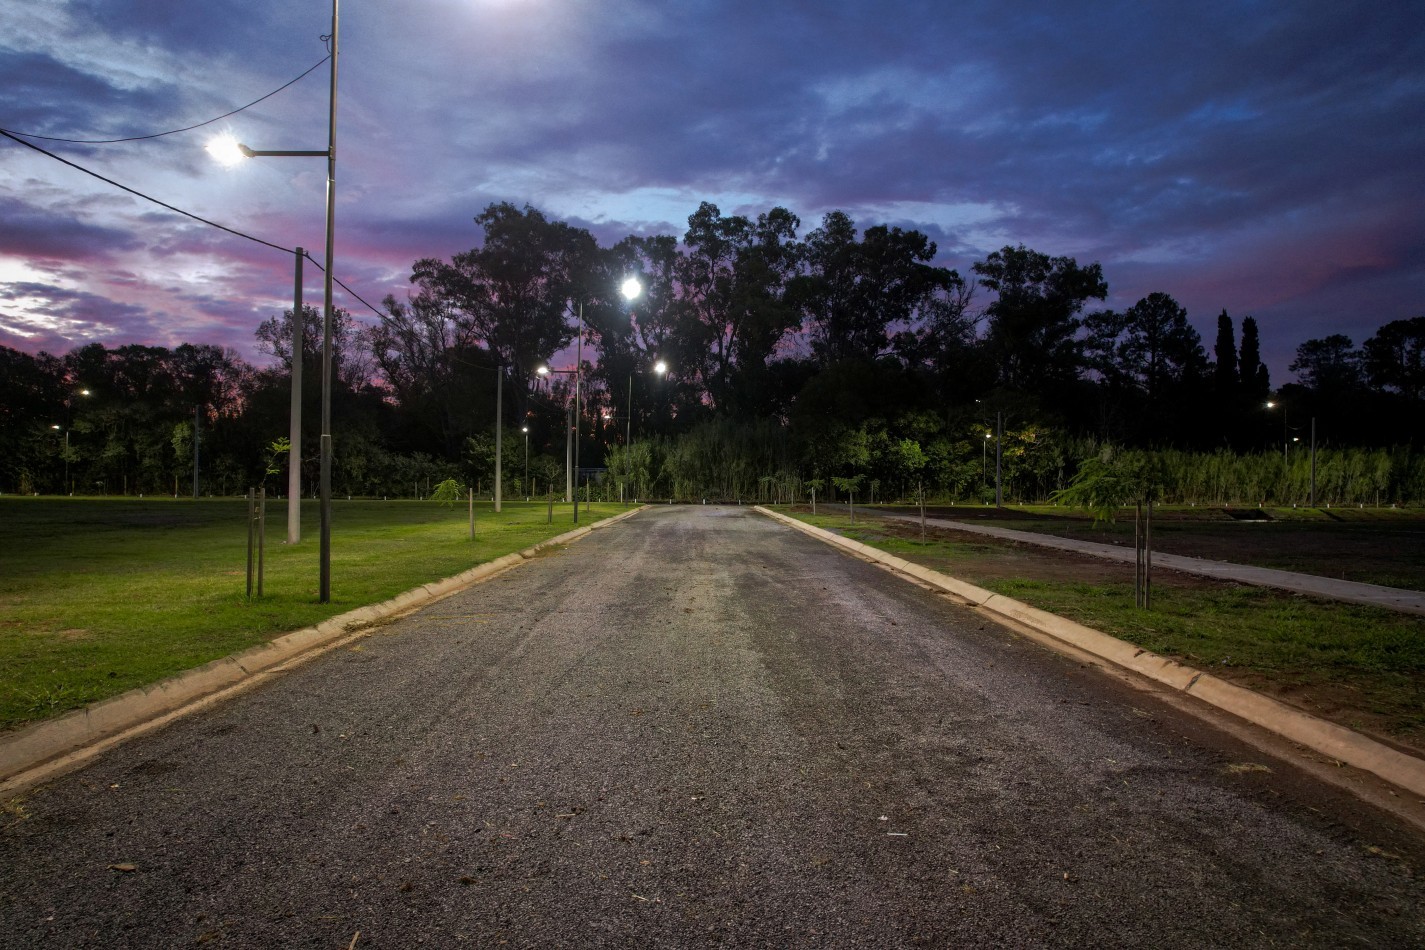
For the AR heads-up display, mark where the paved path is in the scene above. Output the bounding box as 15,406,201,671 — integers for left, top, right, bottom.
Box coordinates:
2,507,1423,948
875,510,1425,615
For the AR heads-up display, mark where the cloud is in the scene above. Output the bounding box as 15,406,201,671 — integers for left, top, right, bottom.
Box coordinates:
0,0,1421,386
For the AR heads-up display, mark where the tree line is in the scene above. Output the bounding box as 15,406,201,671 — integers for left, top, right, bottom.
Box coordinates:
3,201,1424,503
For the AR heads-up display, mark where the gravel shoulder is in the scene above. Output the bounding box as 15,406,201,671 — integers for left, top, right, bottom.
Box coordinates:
2,506,1423,948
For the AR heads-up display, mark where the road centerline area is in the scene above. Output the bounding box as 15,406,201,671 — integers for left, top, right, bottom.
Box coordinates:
2,506,1422,948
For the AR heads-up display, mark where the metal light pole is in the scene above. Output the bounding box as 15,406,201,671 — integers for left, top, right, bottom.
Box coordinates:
1310,417,1317,507
995,410,1003,507
522,426,529,498
192,404,201,498
537,365,576,503
573,302,590,523
208,3,338,599
494,365,503,513
318,0,339,603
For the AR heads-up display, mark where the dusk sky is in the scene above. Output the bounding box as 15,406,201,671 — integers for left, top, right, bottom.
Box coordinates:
2,0,1422,381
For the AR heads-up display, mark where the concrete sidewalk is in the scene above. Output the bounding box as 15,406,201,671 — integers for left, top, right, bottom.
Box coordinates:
874,510,1425,616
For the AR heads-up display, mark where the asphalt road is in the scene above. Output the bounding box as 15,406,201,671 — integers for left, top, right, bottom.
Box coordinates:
2,506,1423,948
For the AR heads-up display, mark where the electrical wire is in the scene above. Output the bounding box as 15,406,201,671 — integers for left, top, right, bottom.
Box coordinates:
303,252,387,320
0,129,392,322
0,128,291,254
0,56,330,145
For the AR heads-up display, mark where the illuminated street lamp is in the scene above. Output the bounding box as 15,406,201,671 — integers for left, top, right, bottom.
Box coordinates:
1267,398,1318,506
521,425,530,498
536,364,575,504
207,1,340,601
625,360,669,447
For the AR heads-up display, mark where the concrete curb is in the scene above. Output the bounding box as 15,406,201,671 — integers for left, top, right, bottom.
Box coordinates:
0,506,646,792
754,506,1425,800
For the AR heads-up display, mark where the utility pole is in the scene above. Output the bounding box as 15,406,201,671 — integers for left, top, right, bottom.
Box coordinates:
288,247,303,543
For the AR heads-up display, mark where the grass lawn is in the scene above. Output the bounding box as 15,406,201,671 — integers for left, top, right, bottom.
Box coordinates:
0,496,626,731
790,510,1425,754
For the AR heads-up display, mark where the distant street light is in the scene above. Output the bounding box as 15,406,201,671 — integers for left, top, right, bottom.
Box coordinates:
207,0,340,601
521,425,530,498
626,360,670,447
547,275,646,523
1267,398,1318,506
536,364,575,504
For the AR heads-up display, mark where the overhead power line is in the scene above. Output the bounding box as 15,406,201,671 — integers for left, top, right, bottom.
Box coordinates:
0,129,390,322
0,129,291,253
0,56,330,145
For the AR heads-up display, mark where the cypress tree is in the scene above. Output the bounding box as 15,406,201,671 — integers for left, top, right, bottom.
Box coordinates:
1240,316,1270,396
1213,310,1237,395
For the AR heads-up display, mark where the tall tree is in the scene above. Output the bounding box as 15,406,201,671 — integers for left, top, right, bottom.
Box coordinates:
1238,315,1270,397
676,201,803,415
409,203,591,388
1117,293,1208,404
972,245,1107,392
1290,334,1363,394
793,211,958,365
1212,310,1238,395
1363,316,1425,400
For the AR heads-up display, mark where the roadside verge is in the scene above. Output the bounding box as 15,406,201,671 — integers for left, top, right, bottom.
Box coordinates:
755,505,1425,800
0,507,645,794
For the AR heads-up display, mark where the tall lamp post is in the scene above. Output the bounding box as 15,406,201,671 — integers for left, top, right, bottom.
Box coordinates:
626,360,669,447
207,0,339,601
1266,399,1317,506
521,425,529,498
54,386,91,494
535,365,575,504
49,425,68,494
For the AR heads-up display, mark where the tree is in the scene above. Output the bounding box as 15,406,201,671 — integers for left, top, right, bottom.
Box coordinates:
1363,317,1425,400
793,210,959,365
675,202,803,415
410,203,591,385
972,245,1107,391
255,304,371,390
1213,310,1237,395
1290,334,1363,394
1116,293,1208,403
1238,316,1270,397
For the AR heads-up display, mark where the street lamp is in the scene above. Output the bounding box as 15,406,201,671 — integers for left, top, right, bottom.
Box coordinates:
521,425,530,499
207,0,340,602
536,364,575,504
551,274,645,524
49,425,68,494
1267,398,1318,506
626,360,669,447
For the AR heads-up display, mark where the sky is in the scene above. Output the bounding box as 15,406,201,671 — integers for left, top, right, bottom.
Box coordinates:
2,0,1422,382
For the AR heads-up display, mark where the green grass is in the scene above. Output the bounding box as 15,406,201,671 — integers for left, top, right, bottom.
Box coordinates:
793,512,1425,745
0,496,626,731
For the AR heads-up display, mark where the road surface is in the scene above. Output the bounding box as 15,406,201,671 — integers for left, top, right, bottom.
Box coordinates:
2,506,1422,947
